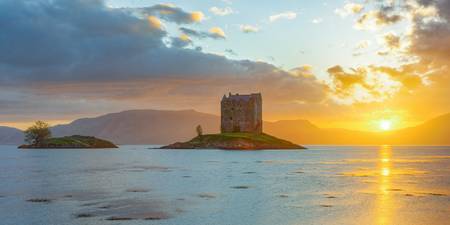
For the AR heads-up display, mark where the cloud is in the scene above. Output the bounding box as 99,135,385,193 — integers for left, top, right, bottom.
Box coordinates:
170,34,192,48
329,0,450,117
327,66,366,89
209,27,226,38
370,65,424,89
325,63,428,105
0,0,327,123
209,6,234,16
382,32,400,49
407,0,450,65
289,65,314,78
335,2,364,17
138,3,204,24
355,8,402,30
147,16,163,29
269,11,297,22
239,24,259,33
179,27,226,40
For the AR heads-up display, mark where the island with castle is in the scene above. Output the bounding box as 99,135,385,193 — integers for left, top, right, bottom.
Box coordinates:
161,93,305,150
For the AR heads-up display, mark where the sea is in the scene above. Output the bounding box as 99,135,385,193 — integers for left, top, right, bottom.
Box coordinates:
0,145,449,225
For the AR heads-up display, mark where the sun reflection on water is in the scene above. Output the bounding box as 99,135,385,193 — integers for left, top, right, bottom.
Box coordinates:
377,145,393,225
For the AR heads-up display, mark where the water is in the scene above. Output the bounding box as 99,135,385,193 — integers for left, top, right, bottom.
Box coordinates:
0,145,449,225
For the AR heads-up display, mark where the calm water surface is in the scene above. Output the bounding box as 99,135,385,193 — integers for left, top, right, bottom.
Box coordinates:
0,145,449,225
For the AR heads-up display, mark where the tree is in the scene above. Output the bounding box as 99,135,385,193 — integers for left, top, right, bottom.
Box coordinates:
24,121,52,145
196,125,203,137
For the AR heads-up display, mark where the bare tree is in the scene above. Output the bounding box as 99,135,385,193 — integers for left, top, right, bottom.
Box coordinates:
196,125,203,137
24,121,52,144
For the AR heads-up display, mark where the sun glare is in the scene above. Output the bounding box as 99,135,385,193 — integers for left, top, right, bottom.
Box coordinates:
379,120,392,131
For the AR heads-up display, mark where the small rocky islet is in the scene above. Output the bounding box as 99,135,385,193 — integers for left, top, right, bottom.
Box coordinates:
18,135,118,149
160,132,305,150
160,93,306,150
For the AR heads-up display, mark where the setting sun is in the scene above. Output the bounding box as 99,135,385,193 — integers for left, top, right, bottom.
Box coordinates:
379,120,392,131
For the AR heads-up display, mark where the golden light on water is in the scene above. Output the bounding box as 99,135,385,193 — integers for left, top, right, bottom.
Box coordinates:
382,167,390,176
377,145,393,225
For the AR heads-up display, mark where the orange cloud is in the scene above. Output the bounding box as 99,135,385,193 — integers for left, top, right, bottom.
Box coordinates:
209,27,226,38
147,16,162,29
190,11,204,22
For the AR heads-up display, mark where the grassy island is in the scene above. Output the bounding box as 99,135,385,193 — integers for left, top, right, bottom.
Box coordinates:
18,135,118,149
161,132,305,150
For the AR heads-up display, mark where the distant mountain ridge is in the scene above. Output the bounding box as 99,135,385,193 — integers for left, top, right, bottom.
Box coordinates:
1,110,450,145
52,109,219,144
0,126,23,145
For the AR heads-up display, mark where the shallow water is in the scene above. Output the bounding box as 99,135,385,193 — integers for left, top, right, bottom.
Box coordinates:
0,145,449,225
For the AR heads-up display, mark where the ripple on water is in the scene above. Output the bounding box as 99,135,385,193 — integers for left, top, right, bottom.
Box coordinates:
76,198,172,221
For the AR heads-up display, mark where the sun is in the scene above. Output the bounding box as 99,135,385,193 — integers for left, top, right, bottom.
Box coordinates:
379,120,392,131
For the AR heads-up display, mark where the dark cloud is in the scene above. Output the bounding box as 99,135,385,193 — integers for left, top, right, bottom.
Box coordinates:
0,0,296,83
409,0,450,65
0,0,326,123
0,0,165,83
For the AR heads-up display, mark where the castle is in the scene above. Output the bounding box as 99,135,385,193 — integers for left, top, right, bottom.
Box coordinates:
221,92,262,133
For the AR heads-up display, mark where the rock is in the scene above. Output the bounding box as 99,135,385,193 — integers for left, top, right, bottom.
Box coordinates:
75,213,94,218
27,198,52,203
230,185,251,189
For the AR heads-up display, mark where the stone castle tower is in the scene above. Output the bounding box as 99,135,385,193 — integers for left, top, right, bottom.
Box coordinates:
221,92,262,133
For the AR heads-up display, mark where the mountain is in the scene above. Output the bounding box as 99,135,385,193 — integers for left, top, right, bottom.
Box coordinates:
264,120,386,145
2,110,450,145
52,109,219,144
51,110,450,145
389,113,450,145
0,126,23,145
267,113,450,145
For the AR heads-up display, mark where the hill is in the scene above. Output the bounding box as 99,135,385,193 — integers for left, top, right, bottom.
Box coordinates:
0,126,23,145
389,113,450,145
52,109,219,144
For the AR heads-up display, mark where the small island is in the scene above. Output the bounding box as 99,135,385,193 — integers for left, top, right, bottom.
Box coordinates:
19,135,118,149
18,121,118,149
161,132,304,150
161,93,305,150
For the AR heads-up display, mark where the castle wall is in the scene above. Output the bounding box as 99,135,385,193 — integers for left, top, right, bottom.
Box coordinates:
221,93,262,133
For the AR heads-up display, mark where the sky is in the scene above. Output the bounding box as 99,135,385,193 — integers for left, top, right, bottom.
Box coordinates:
0,0,449,131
